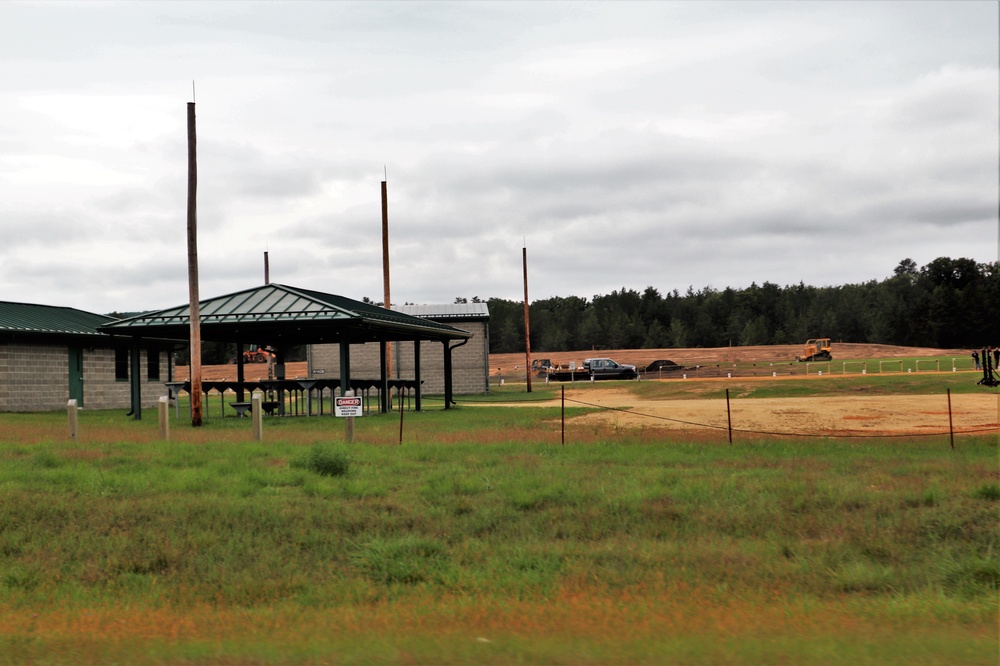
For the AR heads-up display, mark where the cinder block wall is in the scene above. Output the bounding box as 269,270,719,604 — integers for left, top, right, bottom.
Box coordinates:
309,321,489,395
0,343,169,412
0,344,68,412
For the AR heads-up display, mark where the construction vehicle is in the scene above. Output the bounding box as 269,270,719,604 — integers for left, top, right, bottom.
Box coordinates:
243,344,274,364
531,359,552,377
797,338,832,362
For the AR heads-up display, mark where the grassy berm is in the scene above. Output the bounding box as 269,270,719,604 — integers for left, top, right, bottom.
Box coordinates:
0,383,997,665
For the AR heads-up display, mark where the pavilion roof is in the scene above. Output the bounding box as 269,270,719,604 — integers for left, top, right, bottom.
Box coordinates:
99,284,471,346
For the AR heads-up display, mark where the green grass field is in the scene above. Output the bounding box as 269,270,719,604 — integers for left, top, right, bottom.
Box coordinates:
0,372,997,664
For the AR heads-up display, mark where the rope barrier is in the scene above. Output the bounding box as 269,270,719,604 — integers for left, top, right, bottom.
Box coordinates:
562,396,1000,440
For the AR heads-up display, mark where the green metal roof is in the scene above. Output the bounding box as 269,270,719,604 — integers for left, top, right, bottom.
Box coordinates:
0,301,118,339
398,303,490,320
99,284,471,345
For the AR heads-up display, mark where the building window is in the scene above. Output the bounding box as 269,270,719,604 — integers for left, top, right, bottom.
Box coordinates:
115,346,128,381
147,347,160,381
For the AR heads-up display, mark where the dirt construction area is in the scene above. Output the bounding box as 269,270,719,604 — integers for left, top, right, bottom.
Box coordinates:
554,385,1000,438
491,344,1000,438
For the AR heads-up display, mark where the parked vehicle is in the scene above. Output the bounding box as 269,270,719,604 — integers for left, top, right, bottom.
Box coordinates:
545,357,638,381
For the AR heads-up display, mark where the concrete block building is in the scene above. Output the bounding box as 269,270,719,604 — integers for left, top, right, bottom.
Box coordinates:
309,303,490,395
0,301,170,412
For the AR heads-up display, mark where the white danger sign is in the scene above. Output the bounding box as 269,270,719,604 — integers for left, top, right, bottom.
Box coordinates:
335,396,363,417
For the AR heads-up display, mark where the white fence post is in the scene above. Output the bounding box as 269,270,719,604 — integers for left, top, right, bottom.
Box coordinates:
252,392,263,441
158,395,170,441
67,399,78,441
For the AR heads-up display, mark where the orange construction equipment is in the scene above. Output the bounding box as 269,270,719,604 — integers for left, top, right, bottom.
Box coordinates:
797,338,832,362
243,344,274,364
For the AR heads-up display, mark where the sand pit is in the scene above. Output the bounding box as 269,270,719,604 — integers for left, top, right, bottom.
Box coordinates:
558,386,1000,437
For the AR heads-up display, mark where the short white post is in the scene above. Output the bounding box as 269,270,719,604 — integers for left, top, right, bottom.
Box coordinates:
67,399,78,441
158,395,169,441
252,392,263,441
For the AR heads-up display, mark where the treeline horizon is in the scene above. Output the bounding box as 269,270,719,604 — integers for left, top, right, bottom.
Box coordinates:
470,257,999,354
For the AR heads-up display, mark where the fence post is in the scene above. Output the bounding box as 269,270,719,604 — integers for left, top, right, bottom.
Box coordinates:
946,388,954,450
725,388,733,445
67,399,78,441
252,392,263,442
158,395,170,441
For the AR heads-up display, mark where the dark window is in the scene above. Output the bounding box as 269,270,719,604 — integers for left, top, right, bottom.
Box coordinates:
147,348,160,381
115,346,128,381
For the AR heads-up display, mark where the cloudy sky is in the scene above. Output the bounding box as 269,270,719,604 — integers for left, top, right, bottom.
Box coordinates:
2,1,998,315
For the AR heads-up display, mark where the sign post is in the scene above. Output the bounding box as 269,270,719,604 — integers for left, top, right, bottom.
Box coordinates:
336,391,363,443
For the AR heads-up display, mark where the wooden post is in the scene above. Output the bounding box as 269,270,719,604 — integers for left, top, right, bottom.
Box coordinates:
523,246,532,393
381,179,392,380
158,395,170,441
67,399,78,441
561,385,565,445
345,389,355,444
252,392,263,441
186,101,203,427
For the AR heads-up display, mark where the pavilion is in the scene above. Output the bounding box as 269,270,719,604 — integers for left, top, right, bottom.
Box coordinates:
99,283,472,419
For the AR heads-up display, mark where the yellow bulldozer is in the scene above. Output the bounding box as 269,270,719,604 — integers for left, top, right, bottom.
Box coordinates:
797,338,832,362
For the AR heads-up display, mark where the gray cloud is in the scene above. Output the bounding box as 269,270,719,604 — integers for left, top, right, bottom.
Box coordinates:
1,1,996,314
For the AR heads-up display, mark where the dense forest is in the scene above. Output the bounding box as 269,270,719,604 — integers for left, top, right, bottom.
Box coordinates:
476,257,999,354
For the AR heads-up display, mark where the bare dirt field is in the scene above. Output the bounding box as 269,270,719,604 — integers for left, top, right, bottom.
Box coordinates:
490,344,998,438
488,342,971,378
175,345,998,437
548,385,1000,438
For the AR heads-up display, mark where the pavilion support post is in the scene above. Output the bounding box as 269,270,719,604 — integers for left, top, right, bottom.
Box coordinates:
443,338,466,409
413,340,422,412
129,337,142,420
339,340,351,399
443,341,453,410
236,343,246,401
379,340,389,414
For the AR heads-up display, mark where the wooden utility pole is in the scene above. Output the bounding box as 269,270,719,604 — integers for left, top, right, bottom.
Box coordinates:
381,178,392,378
523,245,532,392
186,101,203,426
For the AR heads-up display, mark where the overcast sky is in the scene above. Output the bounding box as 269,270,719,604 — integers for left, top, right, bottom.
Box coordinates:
2,1,998,315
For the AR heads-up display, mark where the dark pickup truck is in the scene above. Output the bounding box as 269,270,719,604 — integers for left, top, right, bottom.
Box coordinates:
545,357,638,382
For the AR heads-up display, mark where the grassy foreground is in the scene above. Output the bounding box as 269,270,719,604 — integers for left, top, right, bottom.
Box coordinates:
0,381,997,664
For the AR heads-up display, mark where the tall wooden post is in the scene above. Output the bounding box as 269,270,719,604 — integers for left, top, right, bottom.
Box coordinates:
186,101,203,426
523,246,532,392
381,179,392,379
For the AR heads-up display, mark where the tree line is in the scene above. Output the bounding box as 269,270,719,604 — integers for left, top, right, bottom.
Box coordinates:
479,257,1000,353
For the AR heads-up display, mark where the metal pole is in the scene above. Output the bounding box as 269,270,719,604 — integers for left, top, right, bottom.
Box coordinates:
947,388,954,450
726,388,733,445
561,385,565,445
